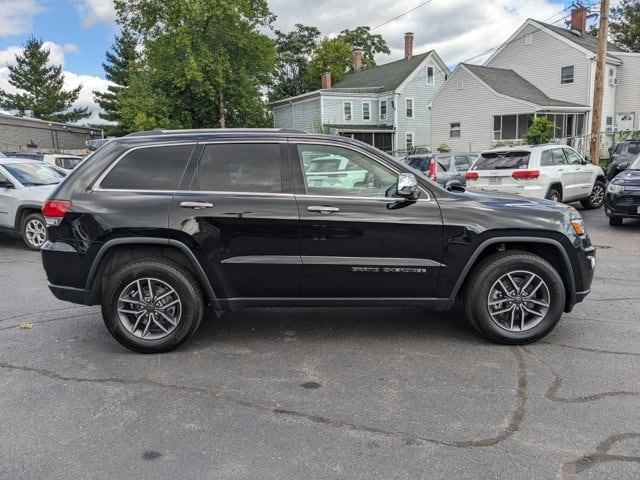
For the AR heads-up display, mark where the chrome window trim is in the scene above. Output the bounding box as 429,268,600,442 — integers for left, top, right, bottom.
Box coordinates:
295,193,432,202
92,142,197,191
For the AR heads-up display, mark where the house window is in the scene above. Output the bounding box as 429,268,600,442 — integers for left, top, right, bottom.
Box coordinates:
493,114,534,140
362,102,370,120
456,80,464,90
525,34,533,45
406,132,414,151
406,98,414,119
344,101,352,121
427,66,434,85
561,65,574,84
380,100,387,120
450,122,461,138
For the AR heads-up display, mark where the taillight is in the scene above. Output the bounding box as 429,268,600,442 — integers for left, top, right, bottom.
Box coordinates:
465,171,479,181
428,157,437,181
43,200,71,226
512,170,540,180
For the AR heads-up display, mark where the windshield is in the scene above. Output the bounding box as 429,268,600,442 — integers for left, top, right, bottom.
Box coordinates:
3,162,65,186
629,154,640,170
472,151,530,170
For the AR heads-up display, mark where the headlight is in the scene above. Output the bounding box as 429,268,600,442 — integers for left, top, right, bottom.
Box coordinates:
570,218,586,236
607,182,623,194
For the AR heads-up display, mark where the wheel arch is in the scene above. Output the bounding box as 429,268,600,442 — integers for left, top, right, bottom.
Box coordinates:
85,238,219,309
546,183,563,200
15,204,43,230
451,237,576,312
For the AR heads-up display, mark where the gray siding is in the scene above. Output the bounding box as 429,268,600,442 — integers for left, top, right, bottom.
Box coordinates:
272,97,322,132
487,23,592,107
431,67,533,152
615,54,640,131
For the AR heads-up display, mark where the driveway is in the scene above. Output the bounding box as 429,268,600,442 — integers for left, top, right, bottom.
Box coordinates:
0,208,638,479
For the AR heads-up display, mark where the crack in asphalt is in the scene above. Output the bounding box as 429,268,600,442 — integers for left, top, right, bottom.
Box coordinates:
0,346,528,449
559,433,640,479
0,306,94,325
522,347,640,404
539,342,640,357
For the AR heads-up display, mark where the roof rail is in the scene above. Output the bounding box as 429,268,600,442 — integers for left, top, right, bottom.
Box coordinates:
125,128,307,137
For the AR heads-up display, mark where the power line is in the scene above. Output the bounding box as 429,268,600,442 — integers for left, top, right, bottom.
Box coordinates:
371,0,434,31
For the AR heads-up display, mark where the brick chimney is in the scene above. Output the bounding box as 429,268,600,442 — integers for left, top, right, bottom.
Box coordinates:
569,6,588,33
353,47,363,72
320,72,332,89
404,32,414,60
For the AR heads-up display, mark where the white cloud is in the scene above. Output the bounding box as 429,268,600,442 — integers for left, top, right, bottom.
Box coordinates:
268,0,572,66
78,0,117,27
0,0,43,37
0,43,111,125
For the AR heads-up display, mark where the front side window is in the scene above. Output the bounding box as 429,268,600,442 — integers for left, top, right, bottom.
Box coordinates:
380,100,387,120
406,98,414,119
100,144,194,190
362,102,370,120
563,148,583,165
297,144,397,198
344,102,352,121
561,65,574,84
450,122,461,138
197,143,282,193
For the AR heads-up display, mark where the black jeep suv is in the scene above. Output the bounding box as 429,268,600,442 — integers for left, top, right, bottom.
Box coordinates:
41,129,595,353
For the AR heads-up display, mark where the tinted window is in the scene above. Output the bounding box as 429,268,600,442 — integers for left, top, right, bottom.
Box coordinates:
540,150,553,167
472,152,530,170
198,143,282,193
406,156,429,172
101,145,193,190
552,149,567,165
55,157,82,169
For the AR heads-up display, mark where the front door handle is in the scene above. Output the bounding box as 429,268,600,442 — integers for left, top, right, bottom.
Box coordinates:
307,205,340,215
180,201,213,210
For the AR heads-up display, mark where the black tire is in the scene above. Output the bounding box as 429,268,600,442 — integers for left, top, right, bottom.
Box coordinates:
102,258,204,353
609,216,623,226
463,251,565,345
580,180,606,209
545,188,561,202
21,212,47,250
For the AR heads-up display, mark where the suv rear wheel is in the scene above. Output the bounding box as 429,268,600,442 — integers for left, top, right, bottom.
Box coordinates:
464,251,565,344
102,258,204,353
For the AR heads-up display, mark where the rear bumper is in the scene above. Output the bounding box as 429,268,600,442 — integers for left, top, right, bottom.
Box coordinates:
47,283,92,305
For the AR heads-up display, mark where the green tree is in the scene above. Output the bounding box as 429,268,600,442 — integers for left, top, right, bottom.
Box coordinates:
524,117,555,144
0,37,89,122
271,24,320,102
93,28,138,134
114,0,276,130
338,26,391,71
609,0,640,51
305,37,352,90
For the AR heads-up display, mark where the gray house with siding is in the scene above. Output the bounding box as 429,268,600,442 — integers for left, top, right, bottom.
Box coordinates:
431,6,640,155
271,34,449,155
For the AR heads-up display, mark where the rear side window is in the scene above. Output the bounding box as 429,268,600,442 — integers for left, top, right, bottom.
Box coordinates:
435,155,451,170
628,142,640,155
197,143,282,193
454,155,471,170
101,144,194,190
472,152,530,170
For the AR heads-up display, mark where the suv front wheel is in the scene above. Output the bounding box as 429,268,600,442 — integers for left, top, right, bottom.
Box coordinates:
464,251,565,344
102,258,204,353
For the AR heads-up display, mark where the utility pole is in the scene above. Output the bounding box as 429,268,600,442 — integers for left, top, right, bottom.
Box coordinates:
589,0,610,165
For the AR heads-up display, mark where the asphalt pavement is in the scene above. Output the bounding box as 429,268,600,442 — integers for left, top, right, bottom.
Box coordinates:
0,207,638,479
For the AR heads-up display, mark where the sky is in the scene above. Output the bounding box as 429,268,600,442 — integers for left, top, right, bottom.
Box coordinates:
0,0,608,125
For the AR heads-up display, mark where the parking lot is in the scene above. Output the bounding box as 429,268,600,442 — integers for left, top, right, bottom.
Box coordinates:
0,207,638,479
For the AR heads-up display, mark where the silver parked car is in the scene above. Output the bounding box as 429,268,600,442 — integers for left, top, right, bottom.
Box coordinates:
0,158,65,249
405,152,475,189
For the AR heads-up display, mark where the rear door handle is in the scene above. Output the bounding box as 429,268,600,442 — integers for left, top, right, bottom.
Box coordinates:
180,201,213,210
307,205,340,214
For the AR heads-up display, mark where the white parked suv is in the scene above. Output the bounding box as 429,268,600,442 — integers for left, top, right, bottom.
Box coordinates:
465,145,606,208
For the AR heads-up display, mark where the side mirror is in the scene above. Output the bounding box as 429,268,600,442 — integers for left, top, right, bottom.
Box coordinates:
0,178,14,189
397,173,420,200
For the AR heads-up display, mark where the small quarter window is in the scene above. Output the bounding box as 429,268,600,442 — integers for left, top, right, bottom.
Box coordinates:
101,144,194,190
406,98,414,119
450,122,461,138
427,66,434,85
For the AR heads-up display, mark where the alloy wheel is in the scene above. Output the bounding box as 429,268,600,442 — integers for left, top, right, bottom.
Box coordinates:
25,218,47,248
486,270,550,332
